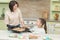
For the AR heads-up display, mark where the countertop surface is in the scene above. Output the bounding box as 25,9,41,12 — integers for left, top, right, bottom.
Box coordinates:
0,30,60,40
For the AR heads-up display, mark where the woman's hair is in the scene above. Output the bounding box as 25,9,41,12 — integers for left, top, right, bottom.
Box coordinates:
9,1,19,12
39,18,47,33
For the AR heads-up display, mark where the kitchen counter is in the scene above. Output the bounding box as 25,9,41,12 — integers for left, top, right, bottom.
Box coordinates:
0,30,60,40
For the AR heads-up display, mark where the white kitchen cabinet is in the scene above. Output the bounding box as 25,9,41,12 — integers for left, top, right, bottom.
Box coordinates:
47,21,60,34
0,0,12,3
50,0,60,21
0,0,12,17
0,4,9,18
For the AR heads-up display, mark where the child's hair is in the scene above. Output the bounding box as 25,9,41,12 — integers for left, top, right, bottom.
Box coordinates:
39,18,47,33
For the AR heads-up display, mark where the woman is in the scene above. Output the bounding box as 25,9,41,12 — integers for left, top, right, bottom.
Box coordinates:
30,18,47,34
4,1,24,30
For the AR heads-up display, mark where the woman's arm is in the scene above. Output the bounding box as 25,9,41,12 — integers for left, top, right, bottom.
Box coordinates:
18,9,30,28
18,9,24,27
4,11,9,25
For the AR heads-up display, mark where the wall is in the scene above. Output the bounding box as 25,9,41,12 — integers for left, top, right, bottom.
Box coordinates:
16,0,50,18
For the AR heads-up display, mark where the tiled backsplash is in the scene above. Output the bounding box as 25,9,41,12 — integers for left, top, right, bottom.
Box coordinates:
23,18,37,28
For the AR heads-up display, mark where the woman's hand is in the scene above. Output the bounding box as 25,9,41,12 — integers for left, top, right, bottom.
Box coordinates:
22,25,30,29
12,27,25,32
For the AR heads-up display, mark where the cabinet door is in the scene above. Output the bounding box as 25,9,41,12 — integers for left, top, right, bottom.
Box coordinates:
0,0,11,3
54,23,60,34
54,28,60,34
50,0,60,21
0,4,9,19
47,22,55,34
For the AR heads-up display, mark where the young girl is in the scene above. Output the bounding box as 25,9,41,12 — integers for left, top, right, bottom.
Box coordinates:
31,18,47,34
